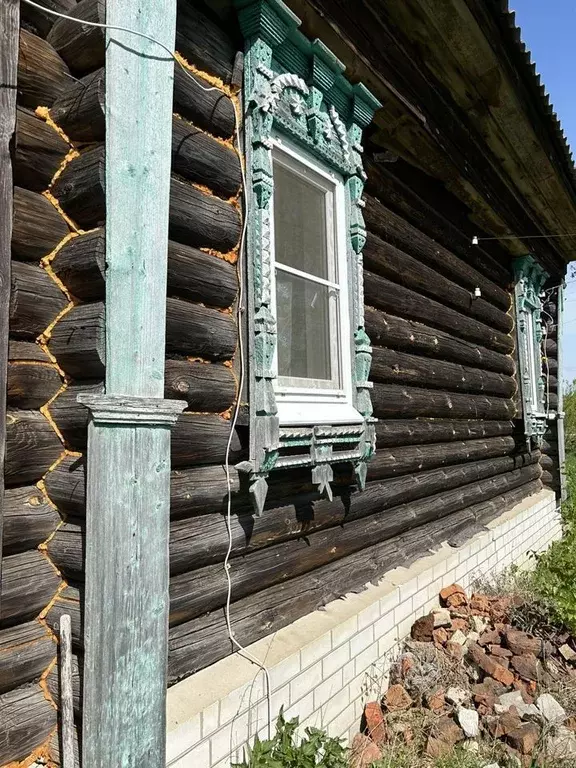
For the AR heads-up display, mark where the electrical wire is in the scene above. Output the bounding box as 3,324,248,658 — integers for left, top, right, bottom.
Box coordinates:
472,232,576,243
21,0,274,755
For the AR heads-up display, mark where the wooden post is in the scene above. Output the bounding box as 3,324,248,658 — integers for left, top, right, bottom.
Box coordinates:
79,1,184,766
0,0,20,612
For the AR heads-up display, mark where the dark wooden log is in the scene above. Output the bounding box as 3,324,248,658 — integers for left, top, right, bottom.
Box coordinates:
8,340,50,362
364,270,514,355
176,0,237,84
371,382,515,420
167,463,540,626
48,302,105,379
365,160,512,288
172,116,241,198
169,175,241,252
545,338,557,358
48,450,540,580
14,107,69,192
50,64,237,142
47,651,82,718
366,308,514,376
12,186,69,261
52,228,238,308
166,297,237,359
172,414,244,468
10,260,68,340
5,409,62,487
47,0,105,74
18,29,71,109
541,469,560,488
1,0,20,603
363,193,510,311
50,145,105,228
21,0,77,38
165,360,236,412
3,486,59,555
48,381,102,448
375,418,514,447
174,64,236,139
364,232,512,333
167,475,542,680
49,297,236,378
547,393,559,411
52,146,242,251
44,454,86,517
0,683,57,765
371,347,515,398
50,67,104,143
1,550,60,628
0,621,56,694
539,454,556,472
7,359,62,409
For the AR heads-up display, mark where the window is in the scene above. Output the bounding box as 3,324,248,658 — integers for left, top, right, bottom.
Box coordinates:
236,0,381,514
271,139,359,425
513,254,548,444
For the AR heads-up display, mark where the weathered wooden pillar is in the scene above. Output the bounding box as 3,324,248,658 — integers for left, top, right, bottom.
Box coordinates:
0,0,20,612
79,1,183,765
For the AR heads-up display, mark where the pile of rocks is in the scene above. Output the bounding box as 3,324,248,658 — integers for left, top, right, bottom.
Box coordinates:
353,584,576,767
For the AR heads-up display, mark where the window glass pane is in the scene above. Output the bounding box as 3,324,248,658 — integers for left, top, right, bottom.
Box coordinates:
273,159,330,280
276,269,339,385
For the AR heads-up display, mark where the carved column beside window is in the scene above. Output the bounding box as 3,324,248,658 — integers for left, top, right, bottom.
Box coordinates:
235,0,381,515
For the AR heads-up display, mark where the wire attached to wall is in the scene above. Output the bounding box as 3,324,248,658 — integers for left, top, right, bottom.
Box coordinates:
22,0,274,756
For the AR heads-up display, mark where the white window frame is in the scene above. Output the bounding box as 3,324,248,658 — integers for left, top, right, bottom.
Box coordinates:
269,135,362,426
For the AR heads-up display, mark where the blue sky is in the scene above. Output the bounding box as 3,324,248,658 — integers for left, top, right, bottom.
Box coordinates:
512,0,576,384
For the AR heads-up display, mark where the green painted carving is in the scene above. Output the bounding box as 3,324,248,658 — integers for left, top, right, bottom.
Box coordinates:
513,254,549,445
236,0,381,515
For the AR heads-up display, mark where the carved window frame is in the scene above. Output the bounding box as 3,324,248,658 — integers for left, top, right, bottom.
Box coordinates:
513,254,549,445
235,0,381,515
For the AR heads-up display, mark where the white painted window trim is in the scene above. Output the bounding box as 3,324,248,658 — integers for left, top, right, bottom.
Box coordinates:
269,135,362,427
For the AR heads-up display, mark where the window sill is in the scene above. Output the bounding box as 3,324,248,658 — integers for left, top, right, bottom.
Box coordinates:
277,401,364,426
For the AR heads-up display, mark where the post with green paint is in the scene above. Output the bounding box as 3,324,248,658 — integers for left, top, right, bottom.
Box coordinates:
78,1,184,765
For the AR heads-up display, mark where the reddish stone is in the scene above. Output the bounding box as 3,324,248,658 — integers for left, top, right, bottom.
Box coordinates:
433,627,449,646
431,716,465,745
513,680,535,704
478,629,501,647
426,689,446,713
488,654,510,669
474,691,496,711
490,644,513,658
507,722,541,755
564,716,576,732
426,737,451,758
511,655,540,682
400,654,414,679
364,702,387,746
447,592,468,609
468,643,515,686
350,734,382,768
472,679,507,697
505,630,542,657
383,684,412,712
451,618,469,632
470,594,491,614
485,711,523,739
440,584,466,604
411,614,434,642
491,597,512,622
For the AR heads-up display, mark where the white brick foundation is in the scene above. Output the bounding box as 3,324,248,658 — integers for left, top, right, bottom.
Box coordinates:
166,488,561,768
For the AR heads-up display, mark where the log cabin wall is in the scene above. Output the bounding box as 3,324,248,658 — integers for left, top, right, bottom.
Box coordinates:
0,0,563,764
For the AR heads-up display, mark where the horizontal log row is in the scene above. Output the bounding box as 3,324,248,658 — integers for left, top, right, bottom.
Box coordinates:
45,421,520,518
47,0,105,75
0,683,57,765
364,232,512,333
5,410,62,487
372,382,516,420
14,107,70,192
44,478,543,676
1,550,61,628
52,228,238,308
48,299,237,379
3,486,60,555
366,308,514,376
48,449,539,579
0,621,56,694
371,346,515,397
20,0,77,39
18,29,71,109
51,146,242,251
364,270,514,355
51,63,236,143
363,193,510,310
7,360,62,410
12,186,69,262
